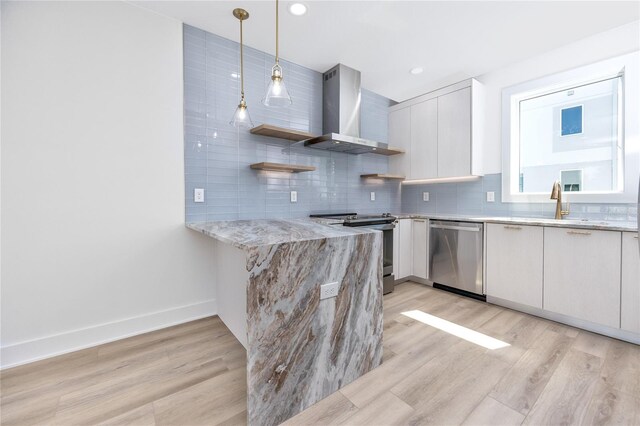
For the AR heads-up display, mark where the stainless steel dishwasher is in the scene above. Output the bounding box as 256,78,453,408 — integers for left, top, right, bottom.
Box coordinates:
429,220,484,299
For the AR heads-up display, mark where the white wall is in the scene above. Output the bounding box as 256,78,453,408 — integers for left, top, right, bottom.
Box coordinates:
1,1,216,368
477,20,640,174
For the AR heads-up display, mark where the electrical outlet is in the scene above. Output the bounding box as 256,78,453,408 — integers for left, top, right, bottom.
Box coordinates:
422,192,430,202
290,191,297,203
486,191,495,202
370,191,376,201
194,188,205,203
320,282,340,300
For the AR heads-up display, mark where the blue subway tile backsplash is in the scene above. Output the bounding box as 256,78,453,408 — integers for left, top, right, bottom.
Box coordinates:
400,173,637,222
184,24,636,224
184,24,400,222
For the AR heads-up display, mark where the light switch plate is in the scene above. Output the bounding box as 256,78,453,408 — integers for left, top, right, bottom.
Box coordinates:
290,191,297,203
320,282,340,300
370,191,376,201
423,192,430,202
486,191,495,202
194,188,205,203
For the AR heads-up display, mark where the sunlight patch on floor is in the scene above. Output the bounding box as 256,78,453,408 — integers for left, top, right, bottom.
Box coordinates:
401,310,510,350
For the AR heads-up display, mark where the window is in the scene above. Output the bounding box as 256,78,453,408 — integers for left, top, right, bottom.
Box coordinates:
502,52,639,204
560,170,582,192
560,105,583,136
518,76,621,194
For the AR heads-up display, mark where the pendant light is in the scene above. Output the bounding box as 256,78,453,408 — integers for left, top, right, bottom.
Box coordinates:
230,8,254,128
262,0,292,107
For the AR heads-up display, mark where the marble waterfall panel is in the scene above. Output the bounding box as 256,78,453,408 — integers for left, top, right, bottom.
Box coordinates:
245,233,383,425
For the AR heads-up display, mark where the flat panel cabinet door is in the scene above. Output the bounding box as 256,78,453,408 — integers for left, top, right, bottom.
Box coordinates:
393,223,400,281
412,219,428,279
389,108,411,177
621,232,640,333
543,227,621,328
437,87,471,178
398,219,413,279
410,99,438,179
486,224,543,308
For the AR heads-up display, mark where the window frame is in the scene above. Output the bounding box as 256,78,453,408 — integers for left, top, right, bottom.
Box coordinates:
501,51,639,204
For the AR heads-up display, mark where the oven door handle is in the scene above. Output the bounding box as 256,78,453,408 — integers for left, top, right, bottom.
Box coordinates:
360,223,395,231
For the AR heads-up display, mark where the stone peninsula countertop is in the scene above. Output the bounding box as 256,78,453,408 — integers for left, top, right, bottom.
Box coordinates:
392,213,638,232
189,218,383,425
186,219,373,250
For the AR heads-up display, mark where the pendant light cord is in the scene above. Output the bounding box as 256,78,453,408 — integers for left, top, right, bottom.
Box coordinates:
240,17,245,99
275,0,279,64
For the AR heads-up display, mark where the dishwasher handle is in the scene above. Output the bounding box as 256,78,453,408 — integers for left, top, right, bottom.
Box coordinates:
430,223,482,232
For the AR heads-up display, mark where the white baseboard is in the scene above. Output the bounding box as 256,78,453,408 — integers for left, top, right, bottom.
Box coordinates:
487,296,640,345
1,299,217,370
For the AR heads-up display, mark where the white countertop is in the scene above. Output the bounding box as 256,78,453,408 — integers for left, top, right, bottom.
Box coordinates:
392,213,638,232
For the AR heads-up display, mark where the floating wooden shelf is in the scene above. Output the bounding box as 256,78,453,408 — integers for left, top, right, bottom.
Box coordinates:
250,162,316,173
360,174,406,180
371,147,405,156
250,124,316,142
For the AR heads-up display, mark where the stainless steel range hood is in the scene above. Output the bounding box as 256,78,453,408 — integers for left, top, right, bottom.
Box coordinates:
299,64,397,155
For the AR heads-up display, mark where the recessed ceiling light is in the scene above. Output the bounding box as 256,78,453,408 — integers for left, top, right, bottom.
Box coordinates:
410,67,424,75
230,73,239,79
288,3,307,16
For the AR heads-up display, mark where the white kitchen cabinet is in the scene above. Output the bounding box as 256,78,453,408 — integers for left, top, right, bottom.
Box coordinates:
410,99,438,179
412,219,428,279
393,221,400,280
437,87,471,178
486,224,543,308
543,227,621,329
388,79,483,181
397,219,413,280
621,232,640,333
388,108,411,177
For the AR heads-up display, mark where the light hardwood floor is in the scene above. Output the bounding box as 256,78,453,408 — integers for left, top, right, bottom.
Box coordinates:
2,282,639,425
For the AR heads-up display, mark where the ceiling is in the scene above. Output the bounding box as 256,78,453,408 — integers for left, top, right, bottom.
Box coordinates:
132,1,640,101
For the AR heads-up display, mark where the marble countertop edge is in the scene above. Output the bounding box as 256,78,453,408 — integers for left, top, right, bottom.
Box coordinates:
186,219,378,250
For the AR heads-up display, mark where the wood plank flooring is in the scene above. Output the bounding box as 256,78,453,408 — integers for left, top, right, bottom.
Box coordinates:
2,282,639,425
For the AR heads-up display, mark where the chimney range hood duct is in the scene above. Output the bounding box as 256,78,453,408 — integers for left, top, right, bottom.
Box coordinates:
298,64,394,155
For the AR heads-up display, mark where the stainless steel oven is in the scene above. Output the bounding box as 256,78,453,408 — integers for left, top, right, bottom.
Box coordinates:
357,222,395,294
310,213,396,294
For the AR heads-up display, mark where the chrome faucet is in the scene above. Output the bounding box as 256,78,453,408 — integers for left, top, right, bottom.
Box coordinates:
550,181,570,220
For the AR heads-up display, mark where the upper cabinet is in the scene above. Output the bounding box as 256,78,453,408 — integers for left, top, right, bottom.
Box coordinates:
388,108,411,178
389,79,484,180
437,88,471,178
411,99,438,179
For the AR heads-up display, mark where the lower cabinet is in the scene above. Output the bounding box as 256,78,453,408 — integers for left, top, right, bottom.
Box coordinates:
543,227,622,329
486,224,543,308
621,232,640,333
393,221,400,281
412,219,428,279
397,219,413,280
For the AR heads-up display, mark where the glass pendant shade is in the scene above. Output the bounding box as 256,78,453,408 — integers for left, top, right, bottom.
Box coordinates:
263,64,292,106
263,0,292,107
230,99,253,128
